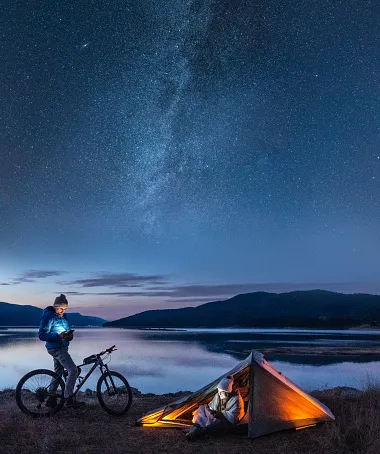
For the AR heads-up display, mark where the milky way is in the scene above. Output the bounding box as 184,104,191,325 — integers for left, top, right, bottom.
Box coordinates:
1,0,379,317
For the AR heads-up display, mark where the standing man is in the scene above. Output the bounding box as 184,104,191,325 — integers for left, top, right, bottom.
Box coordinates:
38,294,85,409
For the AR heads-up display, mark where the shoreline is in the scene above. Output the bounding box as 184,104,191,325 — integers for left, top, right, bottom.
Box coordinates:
0,385,362,399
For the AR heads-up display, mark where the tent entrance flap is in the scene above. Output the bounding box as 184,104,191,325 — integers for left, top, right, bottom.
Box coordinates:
136,350,335,438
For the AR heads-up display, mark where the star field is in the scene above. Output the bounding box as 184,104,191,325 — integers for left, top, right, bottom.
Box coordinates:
1,0,379,318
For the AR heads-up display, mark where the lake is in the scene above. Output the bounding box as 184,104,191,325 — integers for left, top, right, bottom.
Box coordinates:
1,327,380,394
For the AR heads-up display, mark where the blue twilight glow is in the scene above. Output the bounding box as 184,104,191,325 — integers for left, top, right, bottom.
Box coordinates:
1,1,379,319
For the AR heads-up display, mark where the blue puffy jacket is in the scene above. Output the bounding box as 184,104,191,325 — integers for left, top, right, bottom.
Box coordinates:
38,306,71,350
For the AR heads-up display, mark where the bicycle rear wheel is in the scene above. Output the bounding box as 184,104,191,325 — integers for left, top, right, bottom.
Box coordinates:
96,371,132,415
16,369,65,417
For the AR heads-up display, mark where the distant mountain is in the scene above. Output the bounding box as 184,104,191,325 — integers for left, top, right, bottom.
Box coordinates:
0,302,107,326
103,290,380,329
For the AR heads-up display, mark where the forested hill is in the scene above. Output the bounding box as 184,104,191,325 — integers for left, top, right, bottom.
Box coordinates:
0,302,106,326
103,290,380,329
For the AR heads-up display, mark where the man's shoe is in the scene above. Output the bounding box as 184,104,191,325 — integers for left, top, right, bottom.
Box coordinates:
45,396,58,408
65,396,85,409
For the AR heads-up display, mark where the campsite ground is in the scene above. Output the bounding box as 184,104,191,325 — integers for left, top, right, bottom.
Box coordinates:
0,387,379,454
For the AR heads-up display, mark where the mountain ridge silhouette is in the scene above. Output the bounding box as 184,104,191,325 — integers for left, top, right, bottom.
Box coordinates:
0,301,107,326
103,290,380,329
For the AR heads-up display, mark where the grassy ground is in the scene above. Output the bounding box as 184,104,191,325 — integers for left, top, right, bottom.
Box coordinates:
1,387,379,454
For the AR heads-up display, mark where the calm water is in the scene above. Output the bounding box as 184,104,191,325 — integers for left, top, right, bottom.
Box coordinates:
1,327,380,393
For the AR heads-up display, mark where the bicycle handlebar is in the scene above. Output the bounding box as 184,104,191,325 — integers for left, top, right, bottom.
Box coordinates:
82,345,117,365
98,345,117,356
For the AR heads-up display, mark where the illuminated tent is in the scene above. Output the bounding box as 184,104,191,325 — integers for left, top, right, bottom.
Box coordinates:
137,350,335,438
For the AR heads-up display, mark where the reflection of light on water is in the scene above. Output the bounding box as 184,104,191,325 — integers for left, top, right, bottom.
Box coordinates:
1,328,380,393
0,328,238,393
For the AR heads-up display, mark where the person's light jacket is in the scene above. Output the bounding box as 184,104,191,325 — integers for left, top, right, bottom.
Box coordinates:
209,391,245,425
38,306,70,350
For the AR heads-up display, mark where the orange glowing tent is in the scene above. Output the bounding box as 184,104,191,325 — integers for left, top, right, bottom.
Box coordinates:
137,350,335,438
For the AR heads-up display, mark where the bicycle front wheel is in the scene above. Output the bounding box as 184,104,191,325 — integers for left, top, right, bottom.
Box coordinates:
96,371,132,416
16,369,65,417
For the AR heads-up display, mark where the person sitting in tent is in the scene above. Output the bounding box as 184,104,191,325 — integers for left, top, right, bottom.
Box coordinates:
185,376,244,441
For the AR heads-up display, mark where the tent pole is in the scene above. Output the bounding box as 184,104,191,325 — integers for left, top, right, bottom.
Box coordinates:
248,350,255,438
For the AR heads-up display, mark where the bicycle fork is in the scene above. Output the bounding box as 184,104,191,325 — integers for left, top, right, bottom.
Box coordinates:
100,365,118,396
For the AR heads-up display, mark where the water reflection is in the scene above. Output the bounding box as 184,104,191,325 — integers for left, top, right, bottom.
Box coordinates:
271,360,380,391
0,328,380,393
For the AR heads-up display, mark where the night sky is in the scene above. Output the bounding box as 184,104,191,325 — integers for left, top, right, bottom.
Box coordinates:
1,1,379,320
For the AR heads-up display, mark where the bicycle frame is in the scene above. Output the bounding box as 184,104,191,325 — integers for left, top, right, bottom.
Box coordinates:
50,354,117,397
73,355,115,396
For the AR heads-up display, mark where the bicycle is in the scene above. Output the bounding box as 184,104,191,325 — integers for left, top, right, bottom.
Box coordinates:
15,345,132,417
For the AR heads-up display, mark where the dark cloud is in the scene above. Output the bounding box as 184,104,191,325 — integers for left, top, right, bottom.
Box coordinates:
22,270,65,279
59,281,274,297
85,291,172,297
62,291,86,296
13,278,34,284
61,281,380,301
146,283,264,297
164,297,225,304
5,270,66,285
63,272,167,288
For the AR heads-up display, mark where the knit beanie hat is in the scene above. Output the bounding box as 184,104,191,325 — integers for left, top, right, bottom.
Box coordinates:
53,294,68,308
217,376,234,393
